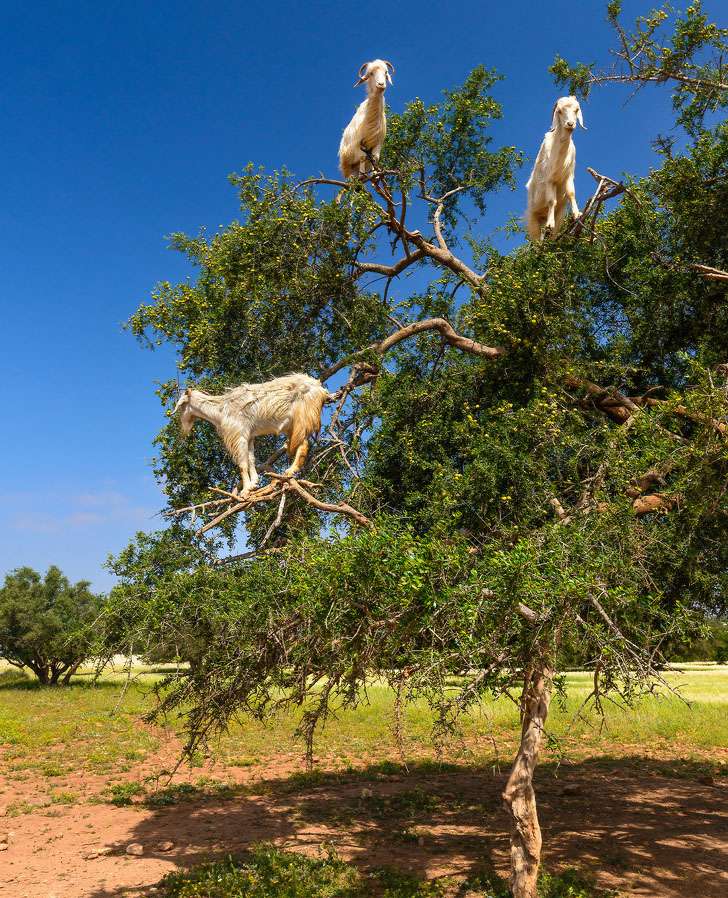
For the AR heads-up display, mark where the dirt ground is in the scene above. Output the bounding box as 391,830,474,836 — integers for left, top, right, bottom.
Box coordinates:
1,738,727,898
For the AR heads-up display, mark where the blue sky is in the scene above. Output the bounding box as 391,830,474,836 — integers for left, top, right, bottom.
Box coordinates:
1,0,723,590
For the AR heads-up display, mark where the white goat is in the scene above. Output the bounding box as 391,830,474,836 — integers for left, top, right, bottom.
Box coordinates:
174,374,330,495
339,59,394,179
525,96,585,241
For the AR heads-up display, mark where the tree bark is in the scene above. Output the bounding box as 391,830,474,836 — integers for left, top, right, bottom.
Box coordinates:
61,662,81,686
27,661,50,685
502,663,553,898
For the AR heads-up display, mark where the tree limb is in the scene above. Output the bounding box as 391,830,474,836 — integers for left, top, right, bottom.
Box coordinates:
320,317,505,383
354,249,426,277
689,263,728,282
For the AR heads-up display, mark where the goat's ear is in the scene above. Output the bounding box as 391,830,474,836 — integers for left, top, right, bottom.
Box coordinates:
577,106,586,129
386,70,392,85
549,101,559,131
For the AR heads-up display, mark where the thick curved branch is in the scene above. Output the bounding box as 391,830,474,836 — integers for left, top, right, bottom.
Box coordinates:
642,398,727,437
282,477,371,527
430,186,467,252
563,375,640,423
564,376,727,437
690,263,728,282
354,249,426,277
407,230,484,288
320,317,505,383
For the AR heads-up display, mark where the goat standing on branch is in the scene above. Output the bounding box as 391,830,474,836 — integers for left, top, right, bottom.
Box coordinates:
339,59,394,179
525,96,585,241
174,374,330,496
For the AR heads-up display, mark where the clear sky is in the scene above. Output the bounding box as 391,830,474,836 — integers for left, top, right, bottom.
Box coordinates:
1,0,723,590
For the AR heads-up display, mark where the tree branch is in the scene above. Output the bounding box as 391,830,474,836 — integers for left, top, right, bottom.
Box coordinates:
354,249,426,277
320,317,505,383
589,71,728,92
689,263,728,282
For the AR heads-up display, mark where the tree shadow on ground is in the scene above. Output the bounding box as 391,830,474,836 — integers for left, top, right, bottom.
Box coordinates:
86,756,728,898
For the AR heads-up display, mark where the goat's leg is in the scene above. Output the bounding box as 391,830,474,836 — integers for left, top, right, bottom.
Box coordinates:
552,197,566,238
232,432,253,496
565,177,580,217
236,465,250,497
247,438,259,491
526,208,543,242
544,184,558,232
284,437,309,477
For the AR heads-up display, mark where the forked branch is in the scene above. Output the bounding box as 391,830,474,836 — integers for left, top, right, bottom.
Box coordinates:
169,474,371,538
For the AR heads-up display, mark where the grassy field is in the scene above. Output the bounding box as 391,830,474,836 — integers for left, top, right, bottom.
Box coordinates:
1,662,726,782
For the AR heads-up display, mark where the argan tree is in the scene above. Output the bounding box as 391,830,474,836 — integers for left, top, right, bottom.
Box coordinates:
0,566,104,686
106,4,727,895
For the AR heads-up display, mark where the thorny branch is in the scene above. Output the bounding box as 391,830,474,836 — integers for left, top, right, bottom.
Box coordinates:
303,158,486,290
562,168,630,240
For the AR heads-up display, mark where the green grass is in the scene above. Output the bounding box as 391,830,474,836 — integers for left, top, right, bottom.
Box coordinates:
105,781,146,806
149,844,615,898
210,666,728,770
0,666,159,776
1,662,726,783
103,777,242,808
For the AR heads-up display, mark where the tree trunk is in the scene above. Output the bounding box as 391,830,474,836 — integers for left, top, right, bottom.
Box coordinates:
28,662,50,685
61,662,81,686
502,662,553,898
48,662,66,686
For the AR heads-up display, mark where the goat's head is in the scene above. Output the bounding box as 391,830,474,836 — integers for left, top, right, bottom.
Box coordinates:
354,59,394,93
550,96,585,133
174,388,196,437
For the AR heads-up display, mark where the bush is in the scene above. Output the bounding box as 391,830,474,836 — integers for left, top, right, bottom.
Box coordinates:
0,566,104,685
154,844,616,898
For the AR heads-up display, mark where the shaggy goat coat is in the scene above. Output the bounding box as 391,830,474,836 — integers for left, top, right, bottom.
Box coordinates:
338,60,393,178
175,374,329,493
525,96,584,241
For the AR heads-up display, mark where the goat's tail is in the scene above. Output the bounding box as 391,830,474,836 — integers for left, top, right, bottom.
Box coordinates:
287,382,329,454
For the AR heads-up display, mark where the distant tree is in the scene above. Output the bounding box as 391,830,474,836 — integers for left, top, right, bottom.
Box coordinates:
669,619,728,662
0,566,104,685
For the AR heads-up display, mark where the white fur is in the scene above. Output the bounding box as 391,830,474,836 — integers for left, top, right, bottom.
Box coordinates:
338,59,394,179
525,96,585,241
175,374,330,495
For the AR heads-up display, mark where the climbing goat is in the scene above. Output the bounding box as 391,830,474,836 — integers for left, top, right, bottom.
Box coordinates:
525,96,585,241
339,59,394,179
174,374,330,495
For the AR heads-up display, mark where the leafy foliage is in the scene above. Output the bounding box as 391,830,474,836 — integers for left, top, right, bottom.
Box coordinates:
550,1,728,134
0,566,104,685
153,844,614,898
106,1,727,798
